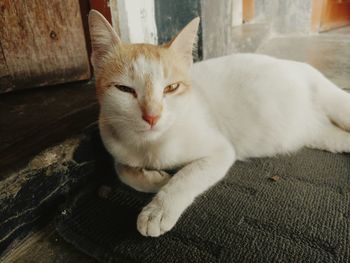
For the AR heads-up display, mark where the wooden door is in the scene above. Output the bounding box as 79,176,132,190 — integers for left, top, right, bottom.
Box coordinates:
312,0,350,32
0,0,91,93
243,0,254,23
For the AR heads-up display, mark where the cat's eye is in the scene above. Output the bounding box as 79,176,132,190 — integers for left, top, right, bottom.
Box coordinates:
115,85,137,97
164,83,180,94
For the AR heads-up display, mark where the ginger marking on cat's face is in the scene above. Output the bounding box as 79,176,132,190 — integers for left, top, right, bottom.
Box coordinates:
89,10,199,139
139,72,163,127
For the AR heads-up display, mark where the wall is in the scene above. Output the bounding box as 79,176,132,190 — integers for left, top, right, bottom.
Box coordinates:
201,0,270,59
154,0,202,60
114,0,158,44
255,0,313,34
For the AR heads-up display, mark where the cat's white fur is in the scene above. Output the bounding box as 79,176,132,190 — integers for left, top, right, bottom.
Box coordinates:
89,10,350,237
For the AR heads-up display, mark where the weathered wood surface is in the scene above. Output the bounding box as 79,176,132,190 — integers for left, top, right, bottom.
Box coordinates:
312,0,350,32
1,223,97,262
243,0,254,23
0,0,90,93
0,80,98,173
0,42,14,92
0,133,99,255
0,43,7,75
320,0,350,32
0,122,115,257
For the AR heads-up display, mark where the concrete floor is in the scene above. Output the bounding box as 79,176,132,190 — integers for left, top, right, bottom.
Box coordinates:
257,28,350,90
206,24,350,91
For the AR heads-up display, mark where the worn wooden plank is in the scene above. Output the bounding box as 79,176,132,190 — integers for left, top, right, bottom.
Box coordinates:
320,0,350,32
0,0,90,92
0,42,15,93
1,224,96,263
0,134,98,254
243,0,254,23
312,0,350,32
0,42,8,77
0,81,98,172
90,0,112,23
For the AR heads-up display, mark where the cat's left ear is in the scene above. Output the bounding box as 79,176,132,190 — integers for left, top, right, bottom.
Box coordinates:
88,10,122,71
168,17,200,67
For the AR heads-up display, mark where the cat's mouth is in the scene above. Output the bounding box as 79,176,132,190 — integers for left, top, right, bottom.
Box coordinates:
138,126,161,133
136,126,164,140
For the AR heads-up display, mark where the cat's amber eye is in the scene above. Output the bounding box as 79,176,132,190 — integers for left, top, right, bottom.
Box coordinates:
164,83,180,94
115,85,137,97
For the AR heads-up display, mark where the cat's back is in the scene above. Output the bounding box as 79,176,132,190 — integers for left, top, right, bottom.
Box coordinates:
191,53,314,100
191,53,304,87
192,53,274,73
190,53,318,159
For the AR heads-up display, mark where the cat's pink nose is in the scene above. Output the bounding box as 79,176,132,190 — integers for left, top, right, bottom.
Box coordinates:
142,114,160,127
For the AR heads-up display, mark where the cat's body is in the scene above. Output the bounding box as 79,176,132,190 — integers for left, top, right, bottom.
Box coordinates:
89,11,350,237
192,53,327,159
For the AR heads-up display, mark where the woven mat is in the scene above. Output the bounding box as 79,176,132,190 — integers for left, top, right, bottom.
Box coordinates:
56,149,350,263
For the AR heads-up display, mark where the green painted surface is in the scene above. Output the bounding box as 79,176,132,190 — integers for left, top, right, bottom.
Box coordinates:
154,0,202,60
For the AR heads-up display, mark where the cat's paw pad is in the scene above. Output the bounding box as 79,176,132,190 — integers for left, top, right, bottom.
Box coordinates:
137,200,177,237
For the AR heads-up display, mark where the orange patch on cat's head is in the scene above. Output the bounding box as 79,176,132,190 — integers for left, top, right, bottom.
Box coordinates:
89,10,199,102
139,73,163,117
95,43,192,102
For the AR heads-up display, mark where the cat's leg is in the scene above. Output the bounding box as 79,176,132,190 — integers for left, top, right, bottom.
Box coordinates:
116,163,171,193
137,141,235,237
308,123,350,153
316,74,350,131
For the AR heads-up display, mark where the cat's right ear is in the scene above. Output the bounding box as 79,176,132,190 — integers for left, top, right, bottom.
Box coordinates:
88,10,121,71
167,17,200,68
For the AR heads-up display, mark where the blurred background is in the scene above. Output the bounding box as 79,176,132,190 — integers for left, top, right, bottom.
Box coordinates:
1,0,350,93
0,0,350,261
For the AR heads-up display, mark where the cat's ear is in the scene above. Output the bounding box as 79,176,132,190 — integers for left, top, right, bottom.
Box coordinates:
88,10,121,71
168,17,200,67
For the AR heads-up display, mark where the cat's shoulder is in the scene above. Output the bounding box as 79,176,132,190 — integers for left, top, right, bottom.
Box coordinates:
192,53,312,76
191,53,278,78
194,53,276,66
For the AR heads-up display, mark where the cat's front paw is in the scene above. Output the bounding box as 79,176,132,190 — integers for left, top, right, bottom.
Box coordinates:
137,196,179,237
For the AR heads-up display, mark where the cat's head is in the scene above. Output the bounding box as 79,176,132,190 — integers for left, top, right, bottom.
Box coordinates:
88,10,199,141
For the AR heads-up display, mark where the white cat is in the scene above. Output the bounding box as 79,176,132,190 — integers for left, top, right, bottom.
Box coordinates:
88,10,350,237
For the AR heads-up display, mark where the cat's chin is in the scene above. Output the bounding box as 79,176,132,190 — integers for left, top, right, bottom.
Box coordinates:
137,128,165,141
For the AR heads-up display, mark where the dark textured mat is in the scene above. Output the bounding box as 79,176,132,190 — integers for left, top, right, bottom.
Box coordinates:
56,149,350,263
